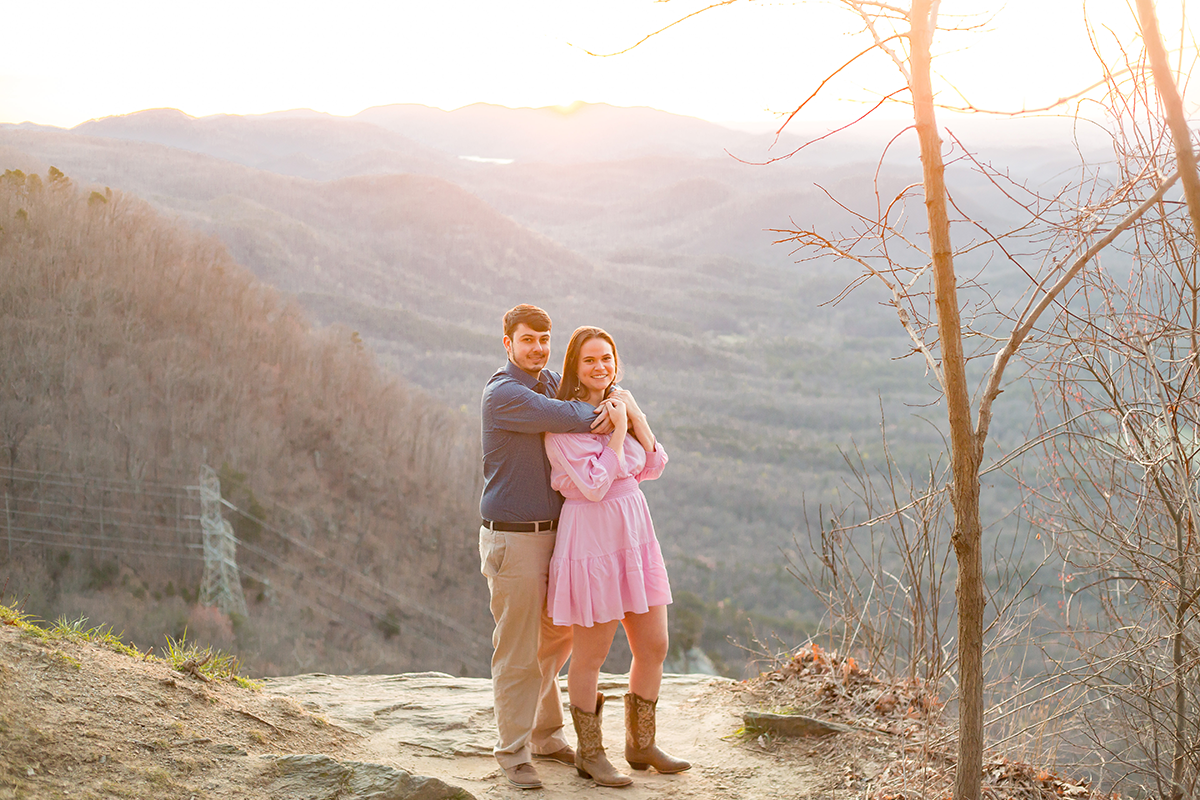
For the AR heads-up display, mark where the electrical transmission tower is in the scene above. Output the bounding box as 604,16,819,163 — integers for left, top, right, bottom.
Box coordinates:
198,465,248,618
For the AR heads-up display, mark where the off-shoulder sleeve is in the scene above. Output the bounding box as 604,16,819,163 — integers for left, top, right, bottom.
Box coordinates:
634,442,669,483
546,433,621,502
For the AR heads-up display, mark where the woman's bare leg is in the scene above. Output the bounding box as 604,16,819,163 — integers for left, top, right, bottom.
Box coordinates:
620,606,689,773
567,620,619,712
622,605,669,700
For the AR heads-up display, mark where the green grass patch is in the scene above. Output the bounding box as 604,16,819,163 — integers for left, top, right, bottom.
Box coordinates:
49,649,83,670
1,601,259,688
162,630,262,689
47,614,148,659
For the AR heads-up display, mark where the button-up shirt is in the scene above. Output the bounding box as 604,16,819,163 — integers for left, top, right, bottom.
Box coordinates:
480,360,597,523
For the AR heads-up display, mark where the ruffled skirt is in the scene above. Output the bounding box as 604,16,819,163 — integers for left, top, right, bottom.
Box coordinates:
547,479,672,628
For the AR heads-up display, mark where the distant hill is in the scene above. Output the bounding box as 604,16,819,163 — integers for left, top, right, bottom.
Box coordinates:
354,101,778,162
73,107,454,180
0,167,489,677
68,103,804,167
0,103,1091,675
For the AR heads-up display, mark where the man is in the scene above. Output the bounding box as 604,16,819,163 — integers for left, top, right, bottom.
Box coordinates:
479,303,613,789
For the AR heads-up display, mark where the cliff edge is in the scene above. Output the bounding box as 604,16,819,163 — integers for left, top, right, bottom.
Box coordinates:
0,620,829,799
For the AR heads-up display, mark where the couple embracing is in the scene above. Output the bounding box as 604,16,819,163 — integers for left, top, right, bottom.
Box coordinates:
479,304,689,789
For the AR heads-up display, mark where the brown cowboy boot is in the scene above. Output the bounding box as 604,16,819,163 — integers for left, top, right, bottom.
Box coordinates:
624,691,691,773
570,693,633,787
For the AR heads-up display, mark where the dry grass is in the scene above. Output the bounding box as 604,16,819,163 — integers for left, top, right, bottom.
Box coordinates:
744,643,1113,800
0,599,351,800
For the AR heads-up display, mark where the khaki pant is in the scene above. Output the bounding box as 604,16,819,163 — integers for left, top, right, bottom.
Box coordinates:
479,526,574,768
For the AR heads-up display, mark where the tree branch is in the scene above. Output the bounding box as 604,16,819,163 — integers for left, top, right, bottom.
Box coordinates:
976,169,1182,446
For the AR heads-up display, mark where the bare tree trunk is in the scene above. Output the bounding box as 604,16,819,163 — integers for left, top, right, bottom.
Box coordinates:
908,4,983,799
1137,0,1200,235
1172,553,1187,800
1135,5,1200,797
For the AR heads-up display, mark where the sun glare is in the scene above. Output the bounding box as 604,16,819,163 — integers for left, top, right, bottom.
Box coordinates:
0,0,1189,129
551,100,585,116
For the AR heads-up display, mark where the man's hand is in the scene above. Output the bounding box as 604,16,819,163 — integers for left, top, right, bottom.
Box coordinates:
590,402,616,434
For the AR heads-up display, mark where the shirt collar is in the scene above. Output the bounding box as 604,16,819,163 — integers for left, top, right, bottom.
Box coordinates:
503,359,551,393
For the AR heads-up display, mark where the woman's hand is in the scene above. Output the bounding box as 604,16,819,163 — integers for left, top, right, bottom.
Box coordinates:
609,389,655,452
603,397,628,469
604,397,628,428
609,389,644,423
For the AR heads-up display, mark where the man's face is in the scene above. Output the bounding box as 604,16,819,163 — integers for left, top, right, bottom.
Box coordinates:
504,323,551,377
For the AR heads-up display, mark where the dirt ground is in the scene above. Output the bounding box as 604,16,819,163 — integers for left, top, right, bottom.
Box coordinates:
264,671,876,800
0,622,351,800
2,617,1104,800
0,620,884,800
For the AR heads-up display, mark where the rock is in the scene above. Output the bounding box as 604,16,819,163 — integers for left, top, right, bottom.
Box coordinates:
743,711,857,737
663,647,719,676
263,754,474,800
264,673,494,757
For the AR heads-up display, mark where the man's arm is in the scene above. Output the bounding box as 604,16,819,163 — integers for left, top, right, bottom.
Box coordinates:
487,379,600,434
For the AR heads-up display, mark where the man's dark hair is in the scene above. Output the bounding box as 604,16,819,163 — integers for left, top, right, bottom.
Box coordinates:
503,304,552,339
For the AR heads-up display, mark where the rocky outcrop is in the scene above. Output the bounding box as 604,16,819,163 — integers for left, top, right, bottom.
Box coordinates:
743,710,858,737
260,672,835,799
263,754,473,800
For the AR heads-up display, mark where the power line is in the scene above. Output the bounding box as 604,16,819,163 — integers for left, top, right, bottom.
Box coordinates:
236,563,351,627
225,500,489,650
233,532,387,624
234,541,469,664
2,463,198,496
5,464,489,662
1,536,204,560
2,471,197,501
4,506,198,535
0,524,200,551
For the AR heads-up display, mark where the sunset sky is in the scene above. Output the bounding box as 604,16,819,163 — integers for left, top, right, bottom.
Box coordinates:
1,1,1191,130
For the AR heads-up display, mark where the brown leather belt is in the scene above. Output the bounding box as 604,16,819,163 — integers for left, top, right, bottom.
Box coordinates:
482,519,558,532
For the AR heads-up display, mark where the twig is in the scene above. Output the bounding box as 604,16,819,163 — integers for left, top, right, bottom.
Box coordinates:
176,652,213,683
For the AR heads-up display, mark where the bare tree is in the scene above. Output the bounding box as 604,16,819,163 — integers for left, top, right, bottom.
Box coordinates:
775,5,1200,797
620,2,1195,797
1025,5,1200,796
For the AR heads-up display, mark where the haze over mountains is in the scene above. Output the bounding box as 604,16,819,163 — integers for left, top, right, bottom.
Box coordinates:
0,102,1090,672
70,103,789,166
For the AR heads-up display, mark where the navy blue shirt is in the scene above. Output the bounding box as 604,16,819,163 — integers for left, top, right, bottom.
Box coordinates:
480,360,598,523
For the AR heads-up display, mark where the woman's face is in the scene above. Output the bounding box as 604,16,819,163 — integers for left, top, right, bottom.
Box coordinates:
577,337,616,398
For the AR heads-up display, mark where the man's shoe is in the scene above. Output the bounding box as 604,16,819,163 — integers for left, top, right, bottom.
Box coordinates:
534,745,576,766
503,762,543,789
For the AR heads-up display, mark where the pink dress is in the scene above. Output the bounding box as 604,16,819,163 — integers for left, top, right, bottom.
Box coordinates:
544,432,672,628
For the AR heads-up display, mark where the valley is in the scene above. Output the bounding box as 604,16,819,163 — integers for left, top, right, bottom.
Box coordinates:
0,104,1084,674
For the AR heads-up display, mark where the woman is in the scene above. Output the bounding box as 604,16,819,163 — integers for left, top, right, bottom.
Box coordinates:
544,326,690,787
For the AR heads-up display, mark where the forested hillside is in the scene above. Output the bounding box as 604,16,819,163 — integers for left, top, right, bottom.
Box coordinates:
0,105,1084,674
0,168,489,676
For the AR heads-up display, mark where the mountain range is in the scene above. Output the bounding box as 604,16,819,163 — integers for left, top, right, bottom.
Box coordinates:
0,101,1089,673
